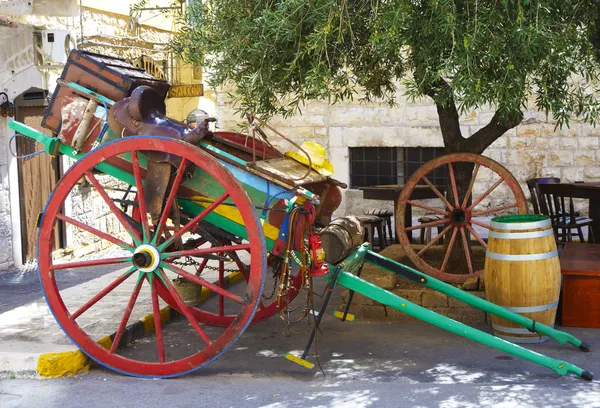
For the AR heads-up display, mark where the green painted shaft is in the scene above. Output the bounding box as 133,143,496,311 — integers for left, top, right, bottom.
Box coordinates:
365,250,584,349
336,271,585,378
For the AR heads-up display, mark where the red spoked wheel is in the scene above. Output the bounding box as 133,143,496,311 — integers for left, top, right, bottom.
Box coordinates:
38,136,266,378
396,153,528,283
164,240,303,327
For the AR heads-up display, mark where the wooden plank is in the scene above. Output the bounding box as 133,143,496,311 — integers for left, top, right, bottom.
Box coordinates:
247,158,327,187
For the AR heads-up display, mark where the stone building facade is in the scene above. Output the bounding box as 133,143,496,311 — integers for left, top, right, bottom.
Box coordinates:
0,1,209,270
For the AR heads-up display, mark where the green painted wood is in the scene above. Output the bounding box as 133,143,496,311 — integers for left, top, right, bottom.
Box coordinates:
364,250,585,350
335,270,587,378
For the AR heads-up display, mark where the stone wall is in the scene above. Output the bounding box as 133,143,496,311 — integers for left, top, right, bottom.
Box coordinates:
0,117,12,270
216,87,600,218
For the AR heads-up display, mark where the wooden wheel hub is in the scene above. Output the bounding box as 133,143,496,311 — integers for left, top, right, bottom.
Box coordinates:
450,208,469,227
133,245,160,272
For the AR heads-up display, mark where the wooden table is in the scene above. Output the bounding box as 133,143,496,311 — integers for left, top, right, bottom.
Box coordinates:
561,182,600,239
359,185,440,243
559,243,600,328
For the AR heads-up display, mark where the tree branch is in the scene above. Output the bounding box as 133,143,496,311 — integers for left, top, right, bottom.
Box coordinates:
422,77,465,152
466,110,523,154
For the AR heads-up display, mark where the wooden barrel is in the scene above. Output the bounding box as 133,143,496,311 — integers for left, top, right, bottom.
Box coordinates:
484,214,560,343
319,216,364,264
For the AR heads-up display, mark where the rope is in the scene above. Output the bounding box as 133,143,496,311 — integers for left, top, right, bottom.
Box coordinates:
9,134,45,160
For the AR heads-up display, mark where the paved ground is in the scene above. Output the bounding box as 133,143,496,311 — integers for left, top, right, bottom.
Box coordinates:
1,317,599,407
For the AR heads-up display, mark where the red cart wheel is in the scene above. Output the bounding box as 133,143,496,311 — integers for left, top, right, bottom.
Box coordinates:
38,136,266,378
168,241,303,327
396,153,527,283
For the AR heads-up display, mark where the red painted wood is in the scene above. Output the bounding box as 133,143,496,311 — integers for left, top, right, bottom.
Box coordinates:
37,136,266,377
396,153,528,284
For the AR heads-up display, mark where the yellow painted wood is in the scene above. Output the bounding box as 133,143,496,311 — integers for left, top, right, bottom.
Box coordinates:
285,353,314,369
189,196,280,241
333,310,356,321
484,219,560,342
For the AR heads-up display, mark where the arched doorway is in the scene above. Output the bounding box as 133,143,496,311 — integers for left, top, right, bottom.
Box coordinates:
14,88,62,261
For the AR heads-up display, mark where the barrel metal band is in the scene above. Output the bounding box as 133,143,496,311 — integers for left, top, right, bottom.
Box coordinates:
485,250,558,261
490,219,551,230
501,301,559,313
488,229,554,239
492,323,555,334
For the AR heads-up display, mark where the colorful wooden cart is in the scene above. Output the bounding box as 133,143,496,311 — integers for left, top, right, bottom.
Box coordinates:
7,56,594,380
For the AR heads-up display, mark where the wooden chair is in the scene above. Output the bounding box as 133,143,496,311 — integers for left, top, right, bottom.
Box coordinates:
538,183,595,244
417,213,445,245
526,177,560,214
357,215,386,251
365,209,394,245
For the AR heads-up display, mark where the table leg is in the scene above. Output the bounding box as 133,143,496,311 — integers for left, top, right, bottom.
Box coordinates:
589,196,600,243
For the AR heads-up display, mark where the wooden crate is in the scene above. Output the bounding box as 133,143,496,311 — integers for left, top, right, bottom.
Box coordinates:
42,50,169,134
560,243,600,328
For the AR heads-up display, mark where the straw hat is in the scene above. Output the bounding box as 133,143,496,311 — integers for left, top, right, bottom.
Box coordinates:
285,141,334,176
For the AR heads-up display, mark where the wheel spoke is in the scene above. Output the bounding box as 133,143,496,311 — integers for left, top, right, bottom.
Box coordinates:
131,151,151,242
56,213,133,250
152,158,188,245
466,224,487,249
162,243,251,260
218,259,224,317
195,257,210,276
150,275,166,363
110,275,145,354
417,224,453,256
51,256,131,271
471,219,491,229
459,227,474,275
471,202,518,217
157,269,212,346
440,228,459,273
163,262,243,304
159,192,231,251
70,267,136,320
421,176,454,210
461,163,480,208
85,171,142,245
406,217,449,232
448,163,460,207
467,177,504,211
405,200,448,216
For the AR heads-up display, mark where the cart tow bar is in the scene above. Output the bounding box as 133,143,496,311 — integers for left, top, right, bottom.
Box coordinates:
286,244,594,381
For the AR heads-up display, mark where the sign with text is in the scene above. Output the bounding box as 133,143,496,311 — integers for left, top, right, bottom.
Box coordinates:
167,84,204,98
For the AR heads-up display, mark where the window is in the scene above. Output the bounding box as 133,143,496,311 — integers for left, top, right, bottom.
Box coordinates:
349,147,446,188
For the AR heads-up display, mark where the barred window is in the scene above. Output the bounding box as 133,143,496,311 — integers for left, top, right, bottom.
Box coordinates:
349,147,446,188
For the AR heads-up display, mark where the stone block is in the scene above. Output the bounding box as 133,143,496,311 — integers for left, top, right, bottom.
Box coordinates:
400,126,443,147
347,304,387,320
341,126,401,147
392,289,424,305
362,269,398,290
584,167,600,180
340,289,376,306
402,105,440,126
559,138,578,150
448,291,486,308
549,151,573,167
508,136,535,149
579,137,599,150
422,291,448,308
329,127,343,147
562,167,584,183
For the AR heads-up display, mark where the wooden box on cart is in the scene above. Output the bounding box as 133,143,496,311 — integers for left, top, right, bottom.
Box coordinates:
42,50,170,134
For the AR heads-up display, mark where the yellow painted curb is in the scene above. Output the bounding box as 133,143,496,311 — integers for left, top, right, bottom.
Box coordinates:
37,350,90,378
36,271,245,378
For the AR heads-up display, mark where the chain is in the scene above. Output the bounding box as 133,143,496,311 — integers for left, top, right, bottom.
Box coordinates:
172,256,246,274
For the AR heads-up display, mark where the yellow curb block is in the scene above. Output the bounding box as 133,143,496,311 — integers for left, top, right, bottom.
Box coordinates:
37,350,90,378
36,271,245,378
